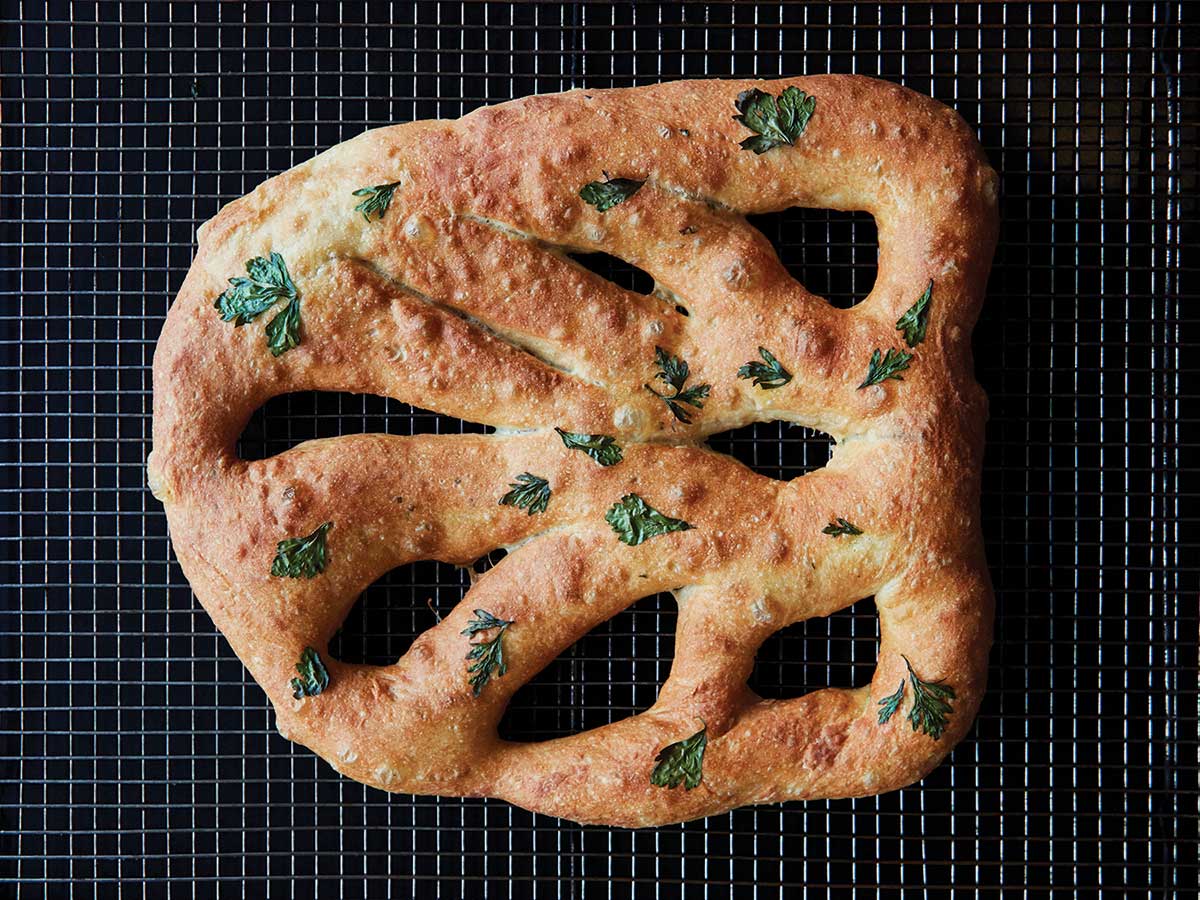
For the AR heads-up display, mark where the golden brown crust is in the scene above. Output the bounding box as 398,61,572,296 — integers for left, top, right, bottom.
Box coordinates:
149,75,998,827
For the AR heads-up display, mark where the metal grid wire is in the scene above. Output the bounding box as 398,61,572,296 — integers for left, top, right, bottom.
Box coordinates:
1,1,1195,895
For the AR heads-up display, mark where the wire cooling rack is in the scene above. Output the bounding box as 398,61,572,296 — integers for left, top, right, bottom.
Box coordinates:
1,2,1195,896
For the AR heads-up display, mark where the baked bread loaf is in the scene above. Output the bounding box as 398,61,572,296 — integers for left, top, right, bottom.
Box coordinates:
149,75,998,827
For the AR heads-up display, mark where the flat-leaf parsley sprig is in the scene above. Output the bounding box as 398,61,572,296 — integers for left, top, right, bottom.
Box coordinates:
737,346,792,390
650,723,707,790
877,682,904,724
214,251,304,357
580,173,645,212
732,86,816,154
498,473,551,515
605,494,693,546
645,346,711,424
857,347,913,389
270,522,333,579
896,280,934,348
857,279,934,390
290,647,330,699
876,655,956,740
555,428,624,467
462,609,514,697
352,180,403,222
215,252,296,325
822,517,862,537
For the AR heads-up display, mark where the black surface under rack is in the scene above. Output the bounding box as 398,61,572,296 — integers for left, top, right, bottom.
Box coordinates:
0,2,1195,896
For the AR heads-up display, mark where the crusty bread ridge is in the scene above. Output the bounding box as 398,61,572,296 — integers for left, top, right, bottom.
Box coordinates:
149,75,999,827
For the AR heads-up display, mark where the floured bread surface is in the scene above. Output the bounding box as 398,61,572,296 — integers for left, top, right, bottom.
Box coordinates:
149,75,998,827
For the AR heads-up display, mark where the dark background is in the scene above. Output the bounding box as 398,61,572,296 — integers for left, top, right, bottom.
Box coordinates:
1,1,1195,896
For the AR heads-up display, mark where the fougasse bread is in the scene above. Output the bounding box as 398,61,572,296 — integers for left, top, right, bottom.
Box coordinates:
148,76,999,827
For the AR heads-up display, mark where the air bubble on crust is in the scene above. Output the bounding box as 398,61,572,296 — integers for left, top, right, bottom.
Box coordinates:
862,771,877,788
403,213,428,240
586,301,606,322
613,404,643,430
766,530,789,564
337,745,359,765
831,147,841,159
146,460,168,501
658,124,672,139
388,346,407,362
584,224,605,243
860,384,887,409
867,120,879,135
723,260,749,288
373,765,398,787
749,596,774,624
644,319,664,338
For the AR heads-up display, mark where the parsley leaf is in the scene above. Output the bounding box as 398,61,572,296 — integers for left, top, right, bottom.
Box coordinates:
461,609,513,638
605,493,693,546
737,346,792,390
290,647,330,699
650,725,707,790
555,428,624,467
653,346,690,387
265,297,302,357
857,348,913,389
822,517,863,537
896,280,934,347
732,86,816,154
499,473,551,515
645,346,711,424
270,521,333,579
903,656,956,740
580,175,645,212
214,252,298,326
877,681,905,724
352,180,402,222
462,609,514,697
